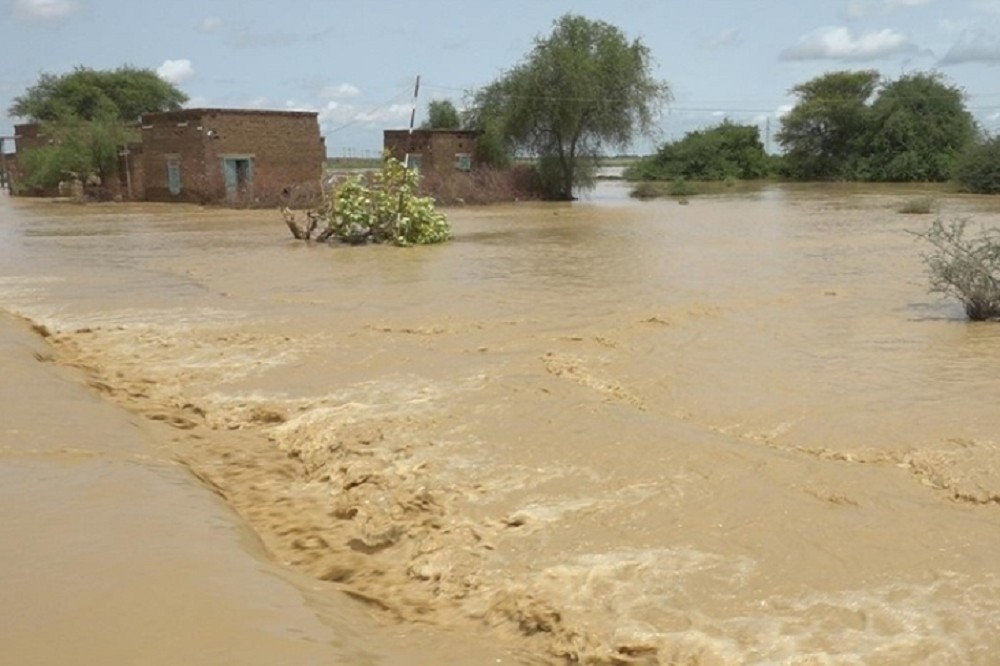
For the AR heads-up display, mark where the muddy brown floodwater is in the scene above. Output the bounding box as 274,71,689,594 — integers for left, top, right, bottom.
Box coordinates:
3,181,1000,665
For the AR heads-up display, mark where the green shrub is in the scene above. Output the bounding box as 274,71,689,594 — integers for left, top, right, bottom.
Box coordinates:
669,177,695,197
626,121,769,183
629,181,664,199
288,156,450,246
916,218,1000,320
953,136,1000,194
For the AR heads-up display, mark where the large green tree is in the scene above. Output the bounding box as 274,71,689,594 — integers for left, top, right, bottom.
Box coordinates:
9,66,187,122
9,66,187,192
777,70,879,181
466,14,669,199
865,73,976,182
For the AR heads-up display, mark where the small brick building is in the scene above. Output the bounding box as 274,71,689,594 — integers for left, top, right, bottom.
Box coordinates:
138,108,326,205
383,129,481,174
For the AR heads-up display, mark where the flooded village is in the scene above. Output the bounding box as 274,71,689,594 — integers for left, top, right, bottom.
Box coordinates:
4,4,1000,666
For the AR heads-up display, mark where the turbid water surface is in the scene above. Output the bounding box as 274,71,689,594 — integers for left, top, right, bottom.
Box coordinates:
3,182,1000,664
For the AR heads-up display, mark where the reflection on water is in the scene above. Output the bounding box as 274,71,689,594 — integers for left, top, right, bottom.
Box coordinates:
3,185,1000,664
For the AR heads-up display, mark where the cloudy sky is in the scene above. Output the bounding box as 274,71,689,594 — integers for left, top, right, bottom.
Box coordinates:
3,0,1000,156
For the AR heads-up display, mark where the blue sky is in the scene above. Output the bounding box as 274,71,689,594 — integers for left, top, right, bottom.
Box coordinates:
4,0,1000,156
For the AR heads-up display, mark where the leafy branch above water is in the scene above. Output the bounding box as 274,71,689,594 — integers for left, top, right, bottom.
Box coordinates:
282,156,450,247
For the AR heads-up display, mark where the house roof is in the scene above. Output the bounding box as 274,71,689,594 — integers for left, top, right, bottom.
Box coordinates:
383,128,481,136
140,108,319,122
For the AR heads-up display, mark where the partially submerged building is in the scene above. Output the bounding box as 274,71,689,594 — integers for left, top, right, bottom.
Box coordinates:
383,129,481,174
8,108,326,206
138,109,325,205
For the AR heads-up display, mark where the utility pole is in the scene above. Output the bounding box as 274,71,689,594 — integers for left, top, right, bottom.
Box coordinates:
765,117,771,154
404,75,420,169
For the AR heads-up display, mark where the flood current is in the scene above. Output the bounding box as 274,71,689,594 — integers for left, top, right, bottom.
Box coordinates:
3,181,1000,664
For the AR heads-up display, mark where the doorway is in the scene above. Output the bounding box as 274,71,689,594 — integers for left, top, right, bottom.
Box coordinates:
222,156,253,201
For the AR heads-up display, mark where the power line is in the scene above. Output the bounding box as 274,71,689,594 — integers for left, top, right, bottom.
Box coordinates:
324,87,414,135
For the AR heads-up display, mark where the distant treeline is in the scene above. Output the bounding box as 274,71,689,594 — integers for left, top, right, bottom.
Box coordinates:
626,70,1000,194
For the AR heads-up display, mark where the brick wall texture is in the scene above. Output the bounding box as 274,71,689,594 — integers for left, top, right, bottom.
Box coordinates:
139,109,325,205
384,130,480,173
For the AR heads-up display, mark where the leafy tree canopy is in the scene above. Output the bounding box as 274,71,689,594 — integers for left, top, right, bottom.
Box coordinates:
9,66,187,122
954,135,1000,194
627,121,769,182
776,69,880,181
777,69,977,183
865,72,976,182
466,13,669,199
10,66,186,193
421,99,461,129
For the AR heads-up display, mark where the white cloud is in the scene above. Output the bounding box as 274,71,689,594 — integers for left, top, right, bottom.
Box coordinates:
247,97,269,109
319,101,351,125
353,104,412,125
183,95,210,109
320,83,361,100
11,0,77,21
780,26,915,61
197,16,221,32
939,29,1000,65
885,0,930,8
156,59,195,84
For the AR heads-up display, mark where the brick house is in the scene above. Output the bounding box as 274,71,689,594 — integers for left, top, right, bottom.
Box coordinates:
383,129,481,174
7,108,325,205
138,108,326,205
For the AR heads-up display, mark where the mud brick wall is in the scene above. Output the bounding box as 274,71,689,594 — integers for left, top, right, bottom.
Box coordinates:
384,130,480,173
140,109,325,205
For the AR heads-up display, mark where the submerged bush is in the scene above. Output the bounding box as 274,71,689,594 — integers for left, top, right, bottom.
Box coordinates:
916,218,1000,321
284,156,450,246
898,196,937,215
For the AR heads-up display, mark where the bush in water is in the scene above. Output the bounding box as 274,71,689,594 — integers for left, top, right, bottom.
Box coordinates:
283,156,450,246
917,218,1000,321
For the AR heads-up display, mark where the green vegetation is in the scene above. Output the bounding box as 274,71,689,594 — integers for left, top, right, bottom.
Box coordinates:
421,100,461,130
327,156,383,170
285,156,450,246
917,218,1000,321
627,69,984,197
19,116,135,191
9,66,187,122
465,13,669,200
625,121,769,182
777,70,976,182
865,73,975,182
953,136,1000,194
9,66,188,192
777,70,880,181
